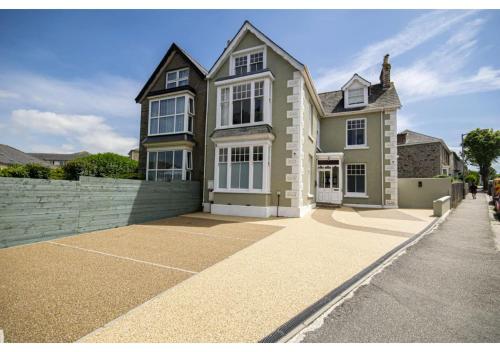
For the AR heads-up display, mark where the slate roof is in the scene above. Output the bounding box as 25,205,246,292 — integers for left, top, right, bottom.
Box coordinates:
210,124,273,139
397,130,452,154
0,144,50,166
318,82,401,114
28,151,90,161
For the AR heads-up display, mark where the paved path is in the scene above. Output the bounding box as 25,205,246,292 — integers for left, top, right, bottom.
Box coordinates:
300,193,500,342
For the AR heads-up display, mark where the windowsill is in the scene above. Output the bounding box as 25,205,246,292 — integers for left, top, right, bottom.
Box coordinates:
148,131,193,137
344,193,369,198
214,189,271,195
345,102,368,109
215,122,271,130
344,145,369,150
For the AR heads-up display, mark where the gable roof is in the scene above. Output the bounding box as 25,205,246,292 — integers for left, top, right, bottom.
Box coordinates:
319,82,401,115
397,130,452,153
28,151,90,161
135,42,207,103
207,20,304,79
341,73,371,90
0,144,50,166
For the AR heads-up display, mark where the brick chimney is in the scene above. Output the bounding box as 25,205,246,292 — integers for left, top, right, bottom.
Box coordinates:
380,54,391,89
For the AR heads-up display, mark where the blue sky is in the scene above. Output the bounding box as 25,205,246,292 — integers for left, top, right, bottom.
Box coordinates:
0,10,499,168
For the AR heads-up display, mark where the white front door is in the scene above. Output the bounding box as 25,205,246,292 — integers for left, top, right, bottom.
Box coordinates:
317,165,342,204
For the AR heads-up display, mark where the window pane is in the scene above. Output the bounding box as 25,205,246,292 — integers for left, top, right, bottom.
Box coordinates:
218,163,227,188
356,175,365,193
242,99,251,123
233,100,242,124
148,152,156,170
178,79,188,86
174,150,183,169
150,118,158,134
254,97,263,122
348,88,364,104
147,171,156,181
187,152,192,169
240,162,249,189
166,82,176,89
173,170,182,180
165,151,173,169
159,117,167,134
167,72,177,81
166,116,174,133
188,115,193,132
189,98,194,114
159,100,168,116
179,69,189,79
231,163,240,188
347,129,354,145
176,96,185,113
158,152,167,169
175,114,184,132
150,101,159,117
166,99,175,115
253,162,263,189
347,175,356,193
356,129,365,144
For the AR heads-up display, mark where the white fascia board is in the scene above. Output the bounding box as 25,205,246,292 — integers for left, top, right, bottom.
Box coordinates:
302,67,327,117
214,71,275,86
211,134,275,144
341,73,371,90
207,22,304,79
324,105,401,117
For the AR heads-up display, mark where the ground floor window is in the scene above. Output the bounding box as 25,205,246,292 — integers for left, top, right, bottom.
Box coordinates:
215,143,270,193
147,149,192,181
346,163,366,195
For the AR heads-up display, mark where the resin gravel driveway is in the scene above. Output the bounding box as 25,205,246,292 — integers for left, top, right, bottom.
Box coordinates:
0,215,281,342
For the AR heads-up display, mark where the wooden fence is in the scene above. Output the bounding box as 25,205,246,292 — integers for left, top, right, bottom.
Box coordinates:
0,176,201,248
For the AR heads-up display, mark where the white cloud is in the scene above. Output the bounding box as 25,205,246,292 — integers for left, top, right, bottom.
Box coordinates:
10,109,137,155
315,10,478,91
0,71,140,119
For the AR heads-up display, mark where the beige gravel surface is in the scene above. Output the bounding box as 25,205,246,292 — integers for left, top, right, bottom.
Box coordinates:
0,216,281,342
81,207,434,343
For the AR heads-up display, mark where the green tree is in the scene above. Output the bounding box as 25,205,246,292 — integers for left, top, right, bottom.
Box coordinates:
462,128,500,188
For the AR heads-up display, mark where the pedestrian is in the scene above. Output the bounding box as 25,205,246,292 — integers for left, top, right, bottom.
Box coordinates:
469,182,478,199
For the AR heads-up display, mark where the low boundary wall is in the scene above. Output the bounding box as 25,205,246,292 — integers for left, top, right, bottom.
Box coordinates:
0,176,201,248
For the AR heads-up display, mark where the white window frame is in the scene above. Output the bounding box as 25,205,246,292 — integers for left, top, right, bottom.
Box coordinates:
229,45,267,76
146,147,193,182
316,115,320,149
148,91,195,136
345,163,368,198
343,81,369,109
214,140,272,194
166,68,189,89
345,117,368,149
308,154,314,198
215,75,273,129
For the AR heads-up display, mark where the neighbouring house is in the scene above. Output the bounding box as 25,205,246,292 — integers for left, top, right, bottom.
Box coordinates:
397,130,460,178
28,151,90,167
136,43,208,182
0,144,51,168
451,151,466,178
200,21,400,217
128,148,139,161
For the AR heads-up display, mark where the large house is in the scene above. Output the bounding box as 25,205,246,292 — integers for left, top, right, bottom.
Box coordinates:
28,151,90,167
0,144,50,168
137,21,401,217
397,130,464,178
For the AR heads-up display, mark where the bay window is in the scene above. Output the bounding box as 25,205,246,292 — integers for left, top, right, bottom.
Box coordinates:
215,143,270,193
149,93,195,135
216,75,272,128
147,149,192,181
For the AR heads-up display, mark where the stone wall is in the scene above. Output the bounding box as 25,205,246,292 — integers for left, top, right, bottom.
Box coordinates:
397,142,442,178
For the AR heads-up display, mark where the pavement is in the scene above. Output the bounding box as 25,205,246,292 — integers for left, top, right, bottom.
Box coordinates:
79,207,433,343
298,193,500,343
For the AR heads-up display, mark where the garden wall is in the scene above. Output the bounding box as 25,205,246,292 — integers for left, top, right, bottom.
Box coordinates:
398,177,464,209
0,176,201,248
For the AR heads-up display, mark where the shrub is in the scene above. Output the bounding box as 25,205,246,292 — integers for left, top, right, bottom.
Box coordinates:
25,163,51,179
63,153,138,180
0,164,29,178
49,167,66,180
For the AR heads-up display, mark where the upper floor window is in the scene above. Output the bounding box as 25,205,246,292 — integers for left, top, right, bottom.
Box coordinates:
231,47,266,76
216,77,272,128
149,94,194,135
346,118,366,147
166,68,189,89
347,88,364,105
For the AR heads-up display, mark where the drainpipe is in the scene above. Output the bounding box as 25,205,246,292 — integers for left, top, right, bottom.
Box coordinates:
380,110,385,207
276,191,281,217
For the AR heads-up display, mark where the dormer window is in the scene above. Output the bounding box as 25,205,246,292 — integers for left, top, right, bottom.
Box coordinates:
166,68,189,88
347,88,364,105
230,46,266,76
342,74,370,109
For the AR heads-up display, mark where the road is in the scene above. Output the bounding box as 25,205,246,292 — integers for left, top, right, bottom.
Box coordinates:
300,193,500,342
